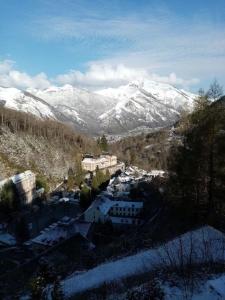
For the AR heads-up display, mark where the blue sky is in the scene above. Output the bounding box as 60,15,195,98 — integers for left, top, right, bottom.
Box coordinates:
0,0,225,91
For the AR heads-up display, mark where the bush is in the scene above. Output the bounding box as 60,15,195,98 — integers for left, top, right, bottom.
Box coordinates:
126,280,164,300
36,176,49,193
0,180,20,213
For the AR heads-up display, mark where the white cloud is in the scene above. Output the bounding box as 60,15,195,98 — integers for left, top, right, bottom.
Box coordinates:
0,60,50,90
31,10,225,88
55,63,199,90
0,59,199,91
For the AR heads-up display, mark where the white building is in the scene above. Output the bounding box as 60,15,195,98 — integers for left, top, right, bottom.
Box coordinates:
84,196,143,225
82,155,117,172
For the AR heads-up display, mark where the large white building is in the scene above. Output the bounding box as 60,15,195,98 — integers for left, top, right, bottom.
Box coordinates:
82,155,117,172
84,196,143,225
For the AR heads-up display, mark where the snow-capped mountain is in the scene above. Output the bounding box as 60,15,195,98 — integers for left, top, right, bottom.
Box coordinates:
96,80,196,134
28,84,117,133
0,87,56,119
0,80,197,136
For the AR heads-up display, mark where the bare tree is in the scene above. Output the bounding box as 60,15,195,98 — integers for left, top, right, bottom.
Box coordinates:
207,79,223,101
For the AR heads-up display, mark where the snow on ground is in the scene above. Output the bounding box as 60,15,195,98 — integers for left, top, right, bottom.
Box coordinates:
164,274,225,300
61,226,225,298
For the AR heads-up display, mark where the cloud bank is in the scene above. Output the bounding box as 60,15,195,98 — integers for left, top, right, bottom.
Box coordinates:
0,59,199,91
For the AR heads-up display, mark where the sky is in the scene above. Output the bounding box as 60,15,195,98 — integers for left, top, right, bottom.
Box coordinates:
0,0,225,92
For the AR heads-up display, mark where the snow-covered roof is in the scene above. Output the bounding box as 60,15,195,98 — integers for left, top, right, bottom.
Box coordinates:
30,217,91,246
0,233,16,246
86,197,143,216
207,275,225,297
11,170,35,184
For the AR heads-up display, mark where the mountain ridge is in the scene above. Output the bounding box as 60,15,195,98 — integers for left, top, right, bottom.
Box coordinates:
0,80,197,136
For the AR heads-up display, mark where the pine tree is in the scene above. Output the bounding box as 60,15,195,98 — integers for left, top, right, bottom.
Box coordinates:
80,185,92,209
15,216,30,243
99,135,108,152
51,277,64,300
31,276,46,300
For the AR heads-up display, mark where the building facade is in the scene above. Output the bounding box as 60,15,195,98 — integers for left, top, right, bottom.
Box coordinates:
84,197,143,225
82,155,117,172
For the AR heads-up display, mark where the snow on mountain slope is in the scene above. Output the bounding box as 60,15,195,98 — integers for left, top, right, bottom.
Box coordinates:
29,84,117,134
96,80,196,134
0,80,197,136
30,84,116,113
0,87,56,119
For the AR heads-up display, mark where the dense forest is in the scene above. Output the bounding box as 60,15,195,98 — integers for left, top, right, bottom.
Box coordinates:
0,106,98,151
167,96,225,227
110,129,172,171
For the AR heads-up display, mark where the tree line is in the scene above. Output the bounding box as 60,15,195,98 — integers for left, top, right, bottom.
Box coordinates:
0,105,96,151
167,80,225,226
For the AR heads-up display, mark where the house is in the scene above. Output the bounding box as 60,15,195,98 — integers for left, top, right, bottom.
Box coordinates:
84,196,143,225
28,216,92,248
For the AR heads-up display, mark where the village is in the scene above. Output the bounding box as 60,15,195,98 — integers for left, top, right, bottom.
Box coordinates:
0,153,165,297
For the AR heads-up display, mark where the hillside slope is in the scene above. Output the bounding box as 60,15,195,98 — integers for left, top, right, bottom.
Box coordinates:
0,107,99,187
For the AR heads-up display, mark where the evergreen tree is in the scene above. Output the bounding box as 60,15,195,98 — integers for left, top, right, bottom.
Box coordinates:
31,276,46,300
15,216,30,243
51,277,64,300
194,88,210,111
0,180,20,213
99,135,108,152
80,185,92,209
167,95,225,224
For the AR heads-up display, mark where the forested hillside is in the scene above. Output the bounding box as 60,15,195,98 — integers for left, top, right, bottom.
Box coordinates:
0,106,100,187
110,129,174,171
167,96,225,226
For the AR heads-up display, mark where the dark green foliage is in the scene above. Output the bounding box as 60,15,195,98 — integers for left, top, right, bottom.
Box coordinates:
97,135,108,152
31,276,46,300
15,216,30,243
51,277,64,300
30,261,58,300
0,180,20,213
36,175,49,192
80,184,92,209
74,158,85,187
93,220,114,245
126,280,164,300
167,96,225,224
91,167,110,194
